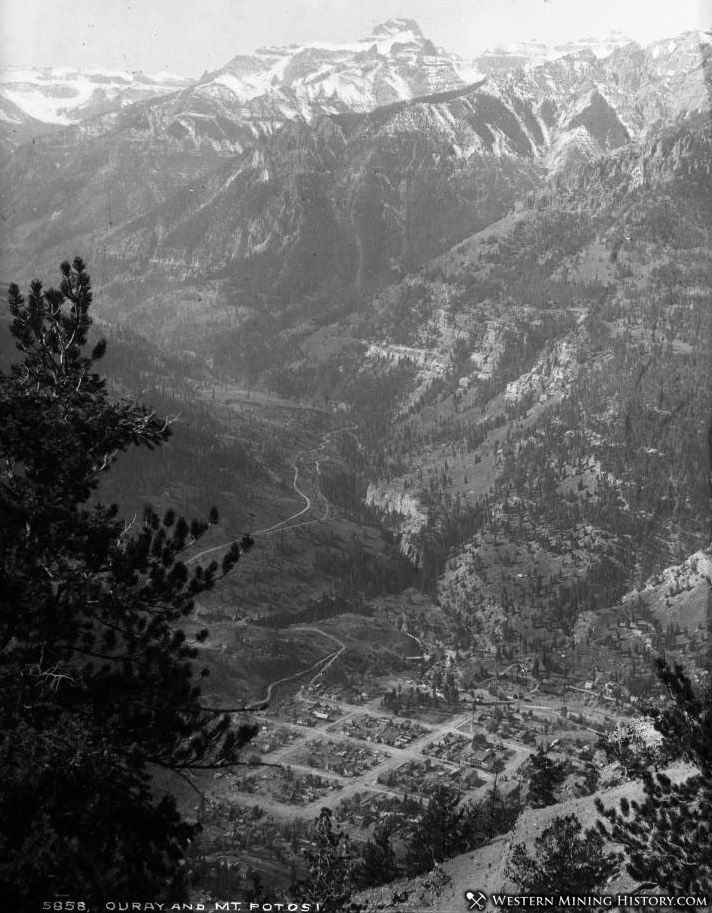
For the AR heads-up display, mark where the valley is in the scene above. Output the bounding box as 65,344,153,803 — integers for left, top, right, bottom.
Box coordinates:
1,12,710,912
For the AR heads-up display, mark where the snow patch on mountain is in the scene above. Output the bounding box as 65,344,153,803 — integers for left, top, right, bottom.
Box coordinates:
474,31,633,74
195,18,471,124
0,67,188,124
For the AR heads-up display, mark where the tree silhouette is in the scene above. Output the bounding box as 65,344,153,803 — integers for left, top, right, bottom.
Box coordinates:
406,784,481,874
596,660,712,894
295,808,359,911
527,747,567,808
358,818,399,887
0,260,255,909
507,814,620,897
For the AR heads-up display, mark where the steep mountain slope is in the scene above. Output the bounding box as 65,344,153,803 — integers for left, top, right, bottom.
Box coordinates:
355,769,695,911
348,112,711,666
1,30,707,357
3,22,710,901
0,27,709,657
139,27,706,156
488,30,709,173
0,19,475,157
0,78,544,340
204,108,709,680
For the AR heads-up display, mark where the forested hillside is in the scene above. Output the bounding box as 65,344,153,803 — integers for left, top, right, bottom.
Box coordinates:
1,18,710,912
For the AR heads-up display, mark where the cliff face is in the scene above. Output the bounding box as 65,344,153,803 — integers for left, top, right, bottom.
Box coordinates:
366,483,429,563
0,81,543,339
505,338,581,405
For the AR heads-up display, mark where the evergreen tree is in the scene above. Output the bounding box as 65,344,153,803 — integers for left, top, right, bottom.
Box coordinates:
0,260,256,909
295,808,360,911
576,763,600,798
527,747,567,807
406,784,470,874
405,781,521,877
506,814,620,896
358,818,399,887
596,660,712,894
482,777,520,839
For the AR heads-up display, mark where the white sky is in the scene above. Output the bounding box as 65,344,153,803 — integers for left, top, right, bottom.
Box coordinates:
0,0,710,76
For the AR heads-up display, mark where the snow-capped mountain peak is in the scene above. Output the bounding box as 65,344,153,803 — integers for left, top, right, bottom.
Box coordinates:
371,17,423,37
368,17,426,49
194,19,470,126
0,66,188,125
473,31,635,74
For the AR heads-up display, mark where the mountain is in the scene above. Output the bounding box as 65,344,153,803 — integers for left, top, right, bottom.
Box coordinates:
491,29,709,173
2,17,711,903
191,18,476,126
0,80,543,340
473,31,633,74
0,92,60,149
0,66,189,127
1,25,709,615
82,17,478,155
0,19,474,154
354,109,711,640
5,25,703,162
0,29,707,341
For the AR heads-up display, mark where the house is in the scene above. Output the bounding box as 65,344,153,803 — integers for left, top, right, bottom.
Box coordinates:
462,770,483,788
469,748,490,769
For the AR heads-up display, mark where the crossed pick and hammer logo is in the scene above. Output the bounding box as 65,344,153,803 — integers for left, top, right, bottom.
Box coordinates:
465,890,488,910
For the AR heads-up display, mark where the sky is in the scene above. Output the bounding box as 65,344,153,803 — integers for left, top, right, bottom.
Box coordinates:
0,0,710,76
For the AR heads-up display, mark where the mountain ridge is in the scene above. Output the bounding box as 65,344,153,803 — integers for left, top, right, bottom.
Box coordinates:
1,17,710,901
1,29,707,340
0,66,189,128
4,24,707,141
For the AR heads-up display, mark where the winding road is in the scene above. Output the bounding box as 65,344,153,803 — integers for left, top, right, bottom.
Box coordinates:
243,627,347,710
187,423,358,566
192,421,359,722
